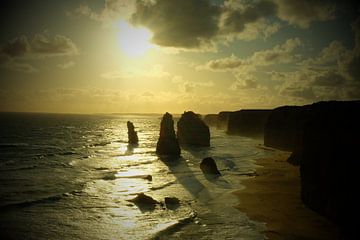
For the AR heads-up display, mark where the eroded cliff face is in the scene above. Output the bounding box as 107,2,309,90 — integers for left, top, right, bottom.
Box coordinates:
177,111,210,147
264,100,360,235
264,106,310,151
227,110,271,137
217,111,231,130
299,101,360,234
156,112,181,156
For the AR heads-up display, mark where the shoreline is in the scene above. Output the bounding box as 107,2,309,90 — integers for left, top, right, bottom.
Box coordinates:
233,150,340,239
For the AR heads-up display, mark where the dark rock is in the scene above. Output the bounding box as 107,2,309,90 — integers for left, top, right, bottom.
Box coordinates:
128,193,159,211
164,197,180,209
203,114,218,127
227,109,271,137
156,112,181,156
127,121,138,144
299,100,360,234
287,151,301,166
142,175,152,181
177,111,210,147
217,111,231,130
200,157,221,175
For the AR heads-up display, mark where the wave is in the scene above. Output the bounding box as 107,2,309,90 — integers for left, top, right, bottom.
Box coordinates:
0,143,29,148
149,211,197,240
0,192,73,210
149,180,176,191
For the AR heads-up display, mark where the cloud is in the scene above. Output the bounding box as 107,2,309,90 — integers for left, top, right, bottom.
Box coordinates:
199,37,302,72
250,37,302,65
221,0,277,33
0,33,78,73
197,54,244,72
100,64,170,79
3,61,37,73
2,36,30,57
313,71,346,86
1,34,78,59
131,0,221,49
72,0,136,25
229,19,281,41
172,75,214,93
275,0,335,28
57,61,75,69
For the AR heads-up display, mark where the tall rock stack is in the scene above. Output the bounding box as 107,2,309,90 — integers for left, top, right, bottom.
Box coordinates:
177,111,210,147
156,112,181,156
127,121,139,144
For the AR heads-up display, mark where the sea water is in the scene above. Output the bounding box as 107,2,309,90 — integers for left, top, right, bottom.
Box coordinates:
0,112,274,239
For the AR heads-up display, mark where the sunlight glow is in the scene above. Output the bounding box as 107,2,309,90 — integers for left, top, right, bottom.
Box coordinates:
118,20,154,57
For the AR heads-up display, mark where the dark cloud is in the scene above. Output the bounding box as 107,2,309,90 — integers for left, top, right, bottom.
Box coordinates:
2,36,30,57
275,0,336,28
313,71,346,86
1,34,78,58
0,33,78,73
131,0,221,48
31,34,78,56
222,0,277,33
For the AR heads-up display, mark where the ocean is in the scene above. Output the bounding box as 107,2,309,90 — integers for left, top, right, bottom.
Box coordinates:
0,112,274,239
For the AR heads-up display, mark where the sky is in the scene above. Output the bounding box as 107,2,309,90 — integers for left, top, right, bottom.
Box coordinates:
0,0,359,114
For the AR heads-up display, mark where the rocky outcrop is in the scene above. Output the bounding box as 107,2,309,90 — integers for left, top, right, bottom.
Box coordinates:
203,114,218,127
177,111,210,147
298,101,360,235
156,112,181,156
217,111,231,130
128,193,159,211
164,197,180,210
200,157,221,175
227,109,271,137
127,121,138,144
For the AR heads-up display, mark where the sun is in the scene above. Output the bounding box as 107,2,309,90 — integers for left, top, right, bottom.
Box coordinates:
118,20,154,57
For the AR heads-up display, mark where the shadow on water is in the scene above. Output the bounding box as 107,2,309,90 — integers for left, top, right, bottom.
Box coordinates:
125,143,138,155
202,173,232,189
159,155,211,200
182,146,232,189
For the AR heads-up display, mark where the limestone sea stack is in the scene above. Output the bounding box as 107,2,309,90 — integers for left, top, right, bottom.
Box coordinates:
156,112,181,156
177,111,210,147
127,121,139,144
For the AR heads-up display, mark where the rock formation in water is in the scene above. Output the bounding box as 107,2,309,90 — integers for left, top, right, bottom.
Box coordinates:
200,157,221,175
128,193,159,211
156,112,181,156
127,121,139,144
227,109,271,137
177,111,210,147
217,111,231,130
164,197,180,210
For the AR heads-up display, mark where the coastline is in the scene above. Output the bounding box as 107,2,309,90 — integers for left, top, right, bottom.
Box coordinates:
233,150,340,239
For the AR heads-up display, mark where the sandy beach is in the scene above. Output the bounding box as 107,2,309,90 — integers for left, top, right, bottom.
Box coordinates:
233,150,340,240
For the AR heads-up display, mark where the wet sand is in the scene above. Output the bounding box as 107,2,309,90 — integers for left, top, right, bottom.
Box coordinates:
233,150,340,240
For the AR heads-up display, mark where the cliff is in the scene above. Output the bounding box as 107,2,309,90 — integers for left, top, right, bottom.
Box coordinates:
217,111,231,130
299,101,360,236
264,100,360,236
227,109,271,137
